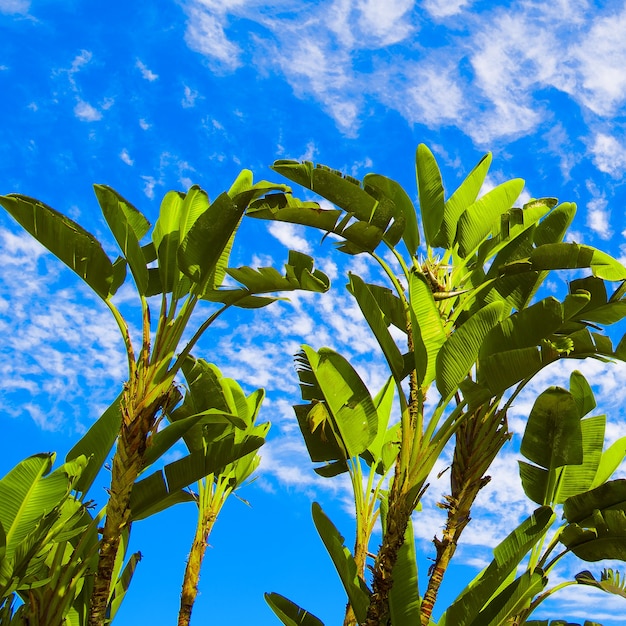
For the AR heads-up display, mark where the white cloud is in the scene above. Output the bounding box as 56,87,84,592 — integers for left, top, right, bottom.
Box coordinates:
136,59,158,81
182,84,198,108
590,133,626,178
422,0,472,18
120,149,134,166
184,6,242,71
142,175,158,199
267,222,312,254
139,118,150,130
177,0,626,152
355,0,415,46
569,8,626,116
586,197,612,241
74,100,102,122
0,0,28,14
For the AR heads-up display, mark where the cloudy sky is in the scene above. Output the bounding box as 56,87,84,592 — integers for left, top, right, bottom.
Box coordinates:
3,0,626,624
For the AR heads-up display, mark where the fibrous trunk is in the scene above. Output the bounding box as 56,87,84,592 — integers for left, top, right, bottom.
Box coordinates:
88,387,163,626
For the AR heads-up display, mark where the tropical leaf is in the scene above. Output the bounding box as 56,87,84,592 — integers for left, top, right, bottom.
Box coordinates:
561,509,626,561
130,434,265,520
501,243,626,282
388,512,421,624
94,184,151,295
364,172,419,255
65,393,122,495
178,191,247,290
0,454,86,558
410,272,446,387
563,479,626,525
441,506,554,626
296,347,379,458
416,144,445,248
436,302,503,400
433,152,492,249
520,387,582,471
264,592,324,626
203,250,330,307
557,415,605,503
456,178,525,258
0,194,119,299
347,273,405,379
576,568,626,600
311,503,370,623
469,569,547,626
592,436,626,488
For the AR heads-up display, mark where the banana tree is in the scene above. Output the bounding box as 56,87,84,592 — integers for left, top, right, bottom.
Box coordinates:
0,450,141,626
439,370,626,626
0,173,330,626
160,355,270,626
248,146,626,624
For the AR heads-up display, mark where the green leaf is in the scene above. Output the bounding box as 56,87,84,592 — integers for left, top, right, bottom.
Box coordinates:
570,370,596,418
108,551,141,621
0,194,117,299
410,272,446,387
441,506,554,626
129,471,196,521
364,172,419,255
470,569,547,626
144,409,245,468
0,454,84,558
563,479,626,525
94,185,150,295
435,152,492,249
363,377,396,469
561,509,626,561
503,243,626,281
347,274,405,379
272,161,385,227
592,436,626,488
456,179,525,258
131,434,264,519
298,347,379,458
388,514,421,624
576,568,626,601
436,302,503,400
152,190,184,293
178,192,247,289
416,144,445,248
533,202,576,246
65,393,122,495
264,593,324,626
521,387,582,470
311,502,370,623
557,415,606,503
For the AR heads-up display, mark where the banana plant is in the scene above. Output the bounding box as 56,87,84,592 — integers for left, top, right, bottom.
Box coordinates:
0,451,139,626
438,370,626,626
159,355,270,626
0,172,330,626
249,146,626,624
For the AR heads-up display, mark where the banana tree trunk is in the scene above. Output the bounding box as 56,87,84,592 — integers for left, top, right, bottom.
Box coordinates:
87,386,164,626
178,506,217,626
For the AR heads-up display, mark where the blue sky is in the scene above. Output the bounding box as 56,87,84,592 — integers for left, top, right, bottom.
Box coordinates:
3,0,626,624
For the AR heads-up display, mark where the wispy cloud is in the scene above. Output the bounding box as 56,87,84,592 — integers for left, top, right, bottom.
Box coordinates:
181,0,626,156
0,0,29,14
590,132,626,178
136,59,158,81
267,222,312,254
585,180,612,240
120,149,134,166
181,84,198,108
74,100,102,121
